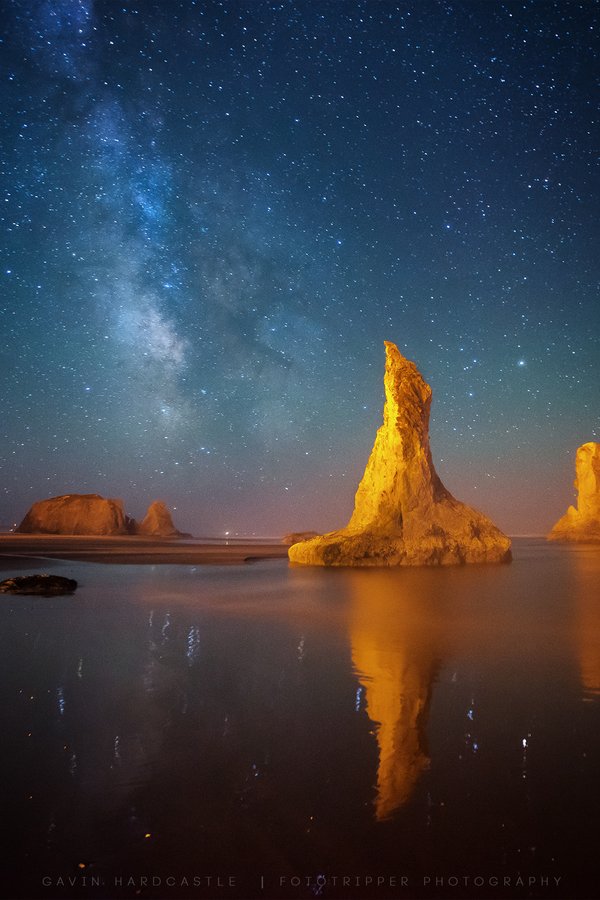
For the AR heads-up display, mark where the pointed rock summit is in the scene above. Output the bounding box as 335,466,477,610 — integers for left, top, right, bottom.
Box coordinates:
137,500,183,537
289,342,511,566
548,442,600,543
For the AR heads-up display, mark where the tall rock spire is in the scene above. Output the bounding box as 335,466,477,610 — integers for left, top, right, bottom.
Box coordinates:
348,342,447,533
289,342,511,566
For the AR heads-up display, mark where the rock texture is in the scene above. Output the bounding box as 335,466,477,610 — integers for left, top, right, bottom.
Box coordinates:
137,500,183,537
0,575,78,595
289,342,511,567
548,442,600,542
17,494,131,535
281,531,319,545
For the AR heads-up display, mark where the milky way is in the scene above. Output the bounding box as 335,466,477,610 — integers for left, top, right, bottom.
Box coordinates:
2,0,598,535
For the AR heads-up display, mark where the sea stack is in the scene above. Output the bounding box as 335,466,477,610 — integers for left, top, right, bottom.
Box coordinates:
548,442,600,543
288,342,511,566
137,500,183,537
17,494,131,535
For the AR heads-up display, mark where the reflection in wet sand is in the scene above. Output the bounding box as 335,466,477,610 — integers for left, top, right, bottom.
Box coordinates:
3,544,599,899
573,550,600,698
348,570,445,820
579,610,600,698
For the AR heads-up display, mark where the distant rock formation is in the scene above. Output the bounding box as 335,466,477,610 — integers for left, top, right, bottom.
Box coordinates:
17,494,131,535
548,442,600,543
16,493,185,538
281,531,319,545
289,342,511,567
137,500,183,537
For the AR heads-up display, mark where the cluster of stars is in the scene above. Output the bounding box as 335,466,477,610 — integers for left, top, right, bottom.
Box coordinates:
1,0,598,534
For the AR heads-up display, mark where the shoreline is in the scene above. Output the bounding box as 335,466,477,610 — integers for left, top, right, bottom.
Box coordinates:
0,534,289,566
0,535,578,569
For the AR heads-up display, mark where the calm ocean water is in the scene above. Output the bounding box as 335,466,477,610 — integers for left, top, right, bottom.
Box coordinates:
2,539,598,900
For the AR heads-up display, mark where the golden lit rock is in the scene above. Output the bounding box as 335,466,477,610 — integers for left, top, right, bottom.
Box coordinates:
289,342,511,566
548,442,600,543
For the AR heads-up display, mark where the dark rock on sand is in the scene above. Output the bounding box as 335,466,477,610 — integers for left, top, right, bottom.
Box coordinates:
0,574,78,595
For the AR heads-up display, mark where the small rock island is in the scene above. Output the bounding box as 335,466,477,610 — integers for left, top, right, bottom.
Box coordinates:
289,342,511,567
137,500,184,537
548,442,600,543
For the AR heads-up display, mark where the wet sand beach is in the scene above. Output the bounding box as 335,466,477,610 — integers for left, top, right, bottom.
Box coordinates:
1,538,598,900
0,534,289,567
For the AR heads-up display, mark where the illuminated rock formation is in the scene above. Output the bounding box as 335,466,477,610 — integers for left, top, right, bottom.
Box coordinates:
289,342,511,566
17,494,132,535
548,442,600,543
137,500,183,537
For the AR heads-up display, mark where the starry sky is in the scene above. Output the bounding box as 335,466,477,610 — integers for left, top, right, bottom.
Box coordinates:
1,0,598,537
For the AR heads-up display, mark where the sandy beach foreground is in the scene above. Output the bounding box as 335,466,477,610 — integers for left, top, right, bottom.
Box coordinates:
0,534,289,566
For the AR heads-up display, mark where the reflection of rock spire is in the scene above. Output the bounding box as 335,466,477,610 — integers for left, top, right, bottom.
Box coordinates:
572,551,600,698
352,633,433,818
348,570,442,819
289,342,511,566
579,608,600,698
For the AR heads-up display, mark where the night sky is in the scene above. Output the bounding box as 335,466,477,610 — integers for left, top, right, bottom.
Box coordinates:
2,0,598,537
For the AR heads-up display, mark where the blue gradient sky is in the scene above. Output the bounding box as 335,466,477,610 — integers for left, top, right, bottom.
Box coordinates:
2,0,598,535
